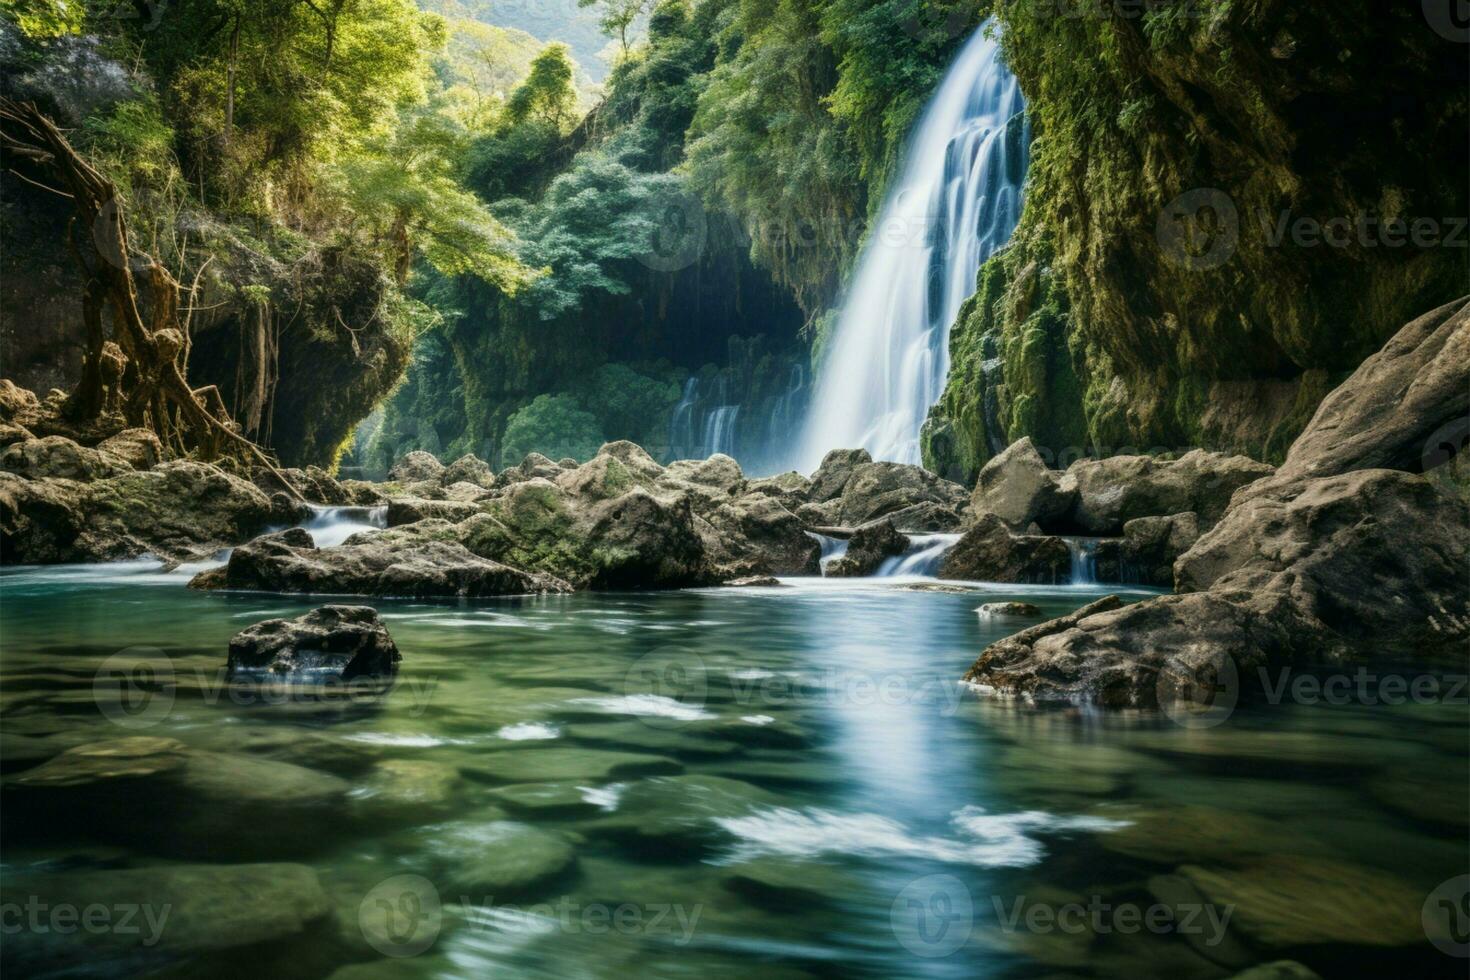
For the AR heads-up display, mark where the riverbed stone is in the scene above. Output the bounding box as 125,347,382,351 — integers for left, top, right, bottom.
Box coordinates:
939,513,1070,583
459,747,682,784
228,605,400,682
582,774,775,856
488,781,606,819
0,863,331,977
1178,856,1425,949
422,820,577,899
1096,804,1323,864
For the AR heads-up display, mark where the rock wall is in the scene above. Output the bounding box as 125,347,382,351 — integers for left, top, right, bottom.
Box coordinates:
925,0,1468,483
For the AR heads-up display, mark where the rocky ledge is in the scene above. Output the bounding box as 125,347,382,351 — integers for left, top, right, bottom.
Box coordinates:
964,297,1470,707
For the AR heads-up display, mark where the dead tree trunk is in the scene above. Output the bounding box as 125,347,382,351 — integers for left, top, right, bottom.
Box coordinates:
0,98,298,496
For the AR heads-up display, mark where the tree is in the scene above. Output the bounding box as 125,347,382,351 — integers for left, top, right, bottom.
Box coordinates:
506,42,578,129
576,0,647,58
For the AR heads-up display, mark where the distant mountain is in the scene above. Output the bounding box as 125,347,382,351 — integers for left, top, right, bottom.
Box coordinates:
423,0,620,82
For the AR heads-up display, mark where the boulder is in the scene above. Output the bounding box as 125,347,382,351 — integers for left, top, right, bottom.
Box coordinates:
1,461,276,563
746,471,812,509
388,450,444,483
939,514,1071,583
833,460,970,526
825,519,908,577
664,453,746,493
1094,512,1200,587
580,488,715,588
976,602,1042,618
0,421,33,445
496,452,563,486
702,494,820,576
0,379,41,422
970,437,1075,530
95,427,164,470
414,821,576,900
0,863,330,978
8,736,350,858
0,435,133,481
385,497,482,526
1058,449,1274,534
270,466,386,506
194,526,573,598
874,500,967,532
806,448,872,502
227,605,401,682
440,452,493,487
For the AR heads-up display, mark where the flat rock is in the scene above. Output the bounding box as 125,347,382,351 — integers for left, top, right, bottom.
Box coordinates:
459,747,682,784
419,820,576,899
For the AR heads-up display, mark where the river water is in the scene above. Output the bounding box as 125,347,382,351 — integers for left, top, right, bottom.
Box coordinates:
0,559,1464,978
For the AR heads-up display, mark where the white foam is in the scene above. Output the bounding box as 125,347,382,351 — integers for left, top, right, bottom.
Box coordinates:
741,715,776,725
568,694,714,721
579,782,627,812
343,732,462,747
495,722,560,741
716,806,1128,868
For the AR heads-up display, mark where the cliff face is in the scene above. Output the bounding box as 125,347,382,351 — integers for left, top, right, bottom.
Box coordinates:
925,0,1468,483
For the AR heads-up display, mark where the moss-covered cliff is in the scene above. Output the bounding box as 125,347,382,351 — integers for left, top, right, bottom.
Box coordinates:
925,0,1468,483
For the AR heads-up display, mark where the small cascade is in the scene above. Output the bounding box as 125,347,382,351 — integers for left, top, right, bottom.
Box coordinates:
1065,537,1098,586
876,534,963,578
702,404,741,458
668,377,700,456
300,505,388,548
809,532,850,574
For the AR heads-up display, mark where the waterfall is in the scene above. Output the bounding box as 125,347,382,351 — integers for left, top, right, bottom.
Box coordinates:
797,21,1027,471
1065,537,1098,586
876,534,963,578
300,505,388,548
702,405,741,457
669,377,700,457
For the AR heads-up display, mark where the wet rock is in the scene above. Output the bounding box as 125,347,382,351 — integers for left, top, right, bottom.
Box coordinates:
1114,512,1200,587
580,488,716,588
702,494,819,576
196,526,573,598
725,574,785,587
807,448,872,502
825,519,908,577
389,450,444,483
421,821,576,900
1097,804,1323,864
1058,450,1274,535
350,759,461,823
385,497,482,526
0,435,133,480
459,747,682,783
1366,767,1470,829
0,863,331,978
95,427,164,470
8,736,350,858
971,437,1075,530
722,858,854,910
488,781,605,819
583,774,776,856
440,453,493,488
939,514,1070,583
1178,856,1425,948
227,605,400,682
2,460,276,563
976,601,1042,617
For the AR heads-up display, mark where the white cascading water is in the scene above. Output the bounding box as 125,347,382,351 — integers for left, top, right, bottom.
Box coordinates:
796,21,1026,471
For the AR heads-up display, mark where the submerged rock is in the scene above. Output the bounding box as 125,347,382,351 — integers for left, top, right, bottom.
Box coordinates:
195,526,572,598
412,820,576,900
0,863,331,978
939,514,1070,583
976,601,1042,617
227,605,400,682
